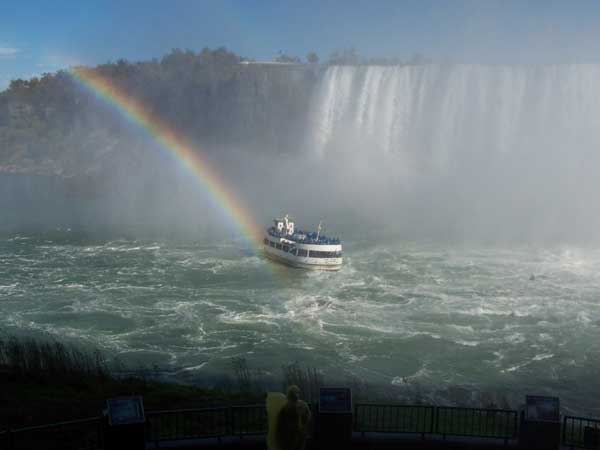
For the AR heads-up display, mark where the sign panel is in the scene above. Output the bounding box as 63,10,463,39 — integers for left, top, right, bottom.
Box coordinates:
318,387,352,414
106,396,146,426
525,395,560,423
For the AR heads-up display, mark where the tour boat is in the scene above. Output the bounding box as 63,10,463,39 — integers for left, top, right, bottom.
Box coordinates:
263,215,342,271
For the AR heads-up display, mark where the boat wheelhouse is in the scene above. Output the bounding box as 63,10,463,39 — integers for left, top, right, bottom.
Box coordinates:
263,215,342,271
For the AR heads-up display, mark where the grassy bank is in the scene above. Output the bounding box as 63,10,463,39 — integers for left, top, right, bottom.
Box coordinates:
0,335,262,429
0,333,517,430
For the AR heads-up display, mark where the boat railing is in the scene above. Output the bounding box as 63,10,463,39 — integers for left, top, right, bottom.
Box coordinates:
267,228,340,245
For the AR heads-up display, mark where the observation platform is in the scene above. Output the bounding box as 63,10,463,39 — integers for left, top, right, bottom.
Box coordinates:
2,400,594,450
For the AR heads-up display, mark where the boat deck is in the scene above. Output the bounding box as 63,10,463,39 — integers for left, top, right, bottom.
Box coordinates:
266,227,341,245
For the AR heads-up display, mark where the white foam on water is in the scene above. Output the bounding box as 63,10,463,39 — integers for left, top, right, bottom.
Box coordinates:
63,283,86,289
391,366,432,386
107,246,141,252
533,353,554,361
180,363,207,372
577,311,592,325
218,310,282,329
502,333,526,345
448,324,476,333
0,283,18,291
7,236,31,241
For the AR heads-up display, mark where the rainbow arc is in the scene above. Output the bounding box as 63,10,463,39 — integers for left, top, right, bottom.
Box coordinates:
70,67,263,249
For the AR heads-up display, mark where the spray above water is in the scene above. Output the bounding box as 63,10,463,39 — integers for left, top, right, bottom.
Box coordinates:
305,64,600,242
70,67,264,250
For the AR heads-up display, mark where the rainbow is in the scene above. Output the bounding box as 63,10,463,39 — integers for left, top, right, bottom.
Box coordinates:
70,66,264,249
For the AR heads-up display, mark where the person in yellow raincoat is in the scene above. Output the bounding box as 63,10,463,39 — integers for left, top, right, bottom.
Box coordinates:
267,385,311,450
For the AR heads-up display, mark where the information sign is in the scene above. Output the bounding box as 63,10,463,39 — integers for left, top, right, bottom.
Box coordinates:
525,395,560,423
318,387,352,414
106,396,146,426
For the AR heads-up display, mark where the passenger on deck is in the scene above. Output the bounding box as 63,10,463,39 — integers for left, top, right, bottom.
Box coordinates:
276,385,311,450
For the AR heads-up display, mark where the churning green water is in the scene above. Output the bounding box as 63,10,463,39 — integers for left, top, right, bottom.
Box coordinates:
1,233,599,415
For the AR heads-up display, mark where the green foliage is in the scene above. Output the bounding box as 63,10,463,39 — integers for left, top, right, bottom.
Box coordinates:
231,356,252,392
275,51,301,63
0,334,108,382
328,48,360,65
306,52,319,64
0,47,314,176
0,334,263,428
281,361,323,403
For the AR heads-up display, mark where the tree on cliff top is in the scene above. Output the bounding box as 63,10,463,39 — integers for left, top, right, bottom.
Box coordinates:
327,48,360,65
275,51,301,64
306,52,319,64
0,46,313,174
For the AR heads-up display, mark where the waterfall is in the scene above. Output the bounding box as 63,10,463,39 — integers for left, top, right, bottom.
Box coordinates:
306,64,600,241
310,64,600,170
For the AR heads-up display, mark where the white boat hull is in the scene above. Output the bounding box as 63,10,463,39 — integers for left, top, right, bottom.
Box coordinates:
263,238,343,271
263,248,342,271
264,216,343,271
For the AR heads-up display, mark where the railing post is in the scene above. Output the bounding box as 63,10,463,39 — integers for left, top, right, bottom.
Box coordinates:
562,415,566,446
360,406,365,438
97,418,104,450
9,430,14,450
154,416,160,449
427,406,433,439
503,413,508,447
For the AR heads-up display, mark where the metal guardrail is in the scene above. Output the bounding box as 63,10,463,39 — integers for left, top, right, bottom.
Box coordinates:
354,404,517,443
230,404,268,436
354,404,434,438
435,406,518,444
146,407,228,446
0,430,10,450
7,403,600,449
6,417,102,450
563,415,600,449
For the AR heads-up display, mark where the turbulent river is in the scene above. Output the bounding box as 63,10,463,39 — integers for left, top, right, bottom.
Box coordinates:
3,64,600,415
2,234,600,415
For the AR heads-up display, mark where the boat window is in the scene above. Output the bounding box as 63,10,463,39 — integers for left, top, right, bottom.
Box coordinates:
263,238,268,245
269,241,275,247
289,248,297,255
282,245,289,252
275,243,282,250
297,249,308,257
308,250,342,258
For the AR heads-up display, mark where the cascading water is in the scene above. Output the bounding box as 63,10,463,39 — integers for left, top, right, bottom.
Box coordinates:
310,64,600,165
307,64,600,241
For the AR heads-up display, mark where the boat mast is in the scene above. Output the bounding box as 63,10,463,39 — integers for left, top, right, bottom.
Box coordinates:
316,221,322,241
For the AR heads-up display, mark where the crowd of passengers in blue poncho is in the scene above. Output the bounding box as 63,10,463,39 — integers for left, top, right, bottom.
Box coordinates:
267,227,341,245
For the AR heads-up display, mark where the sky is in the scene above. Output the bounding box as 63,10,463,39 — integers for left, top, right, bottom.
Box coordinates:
2,0,600,90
